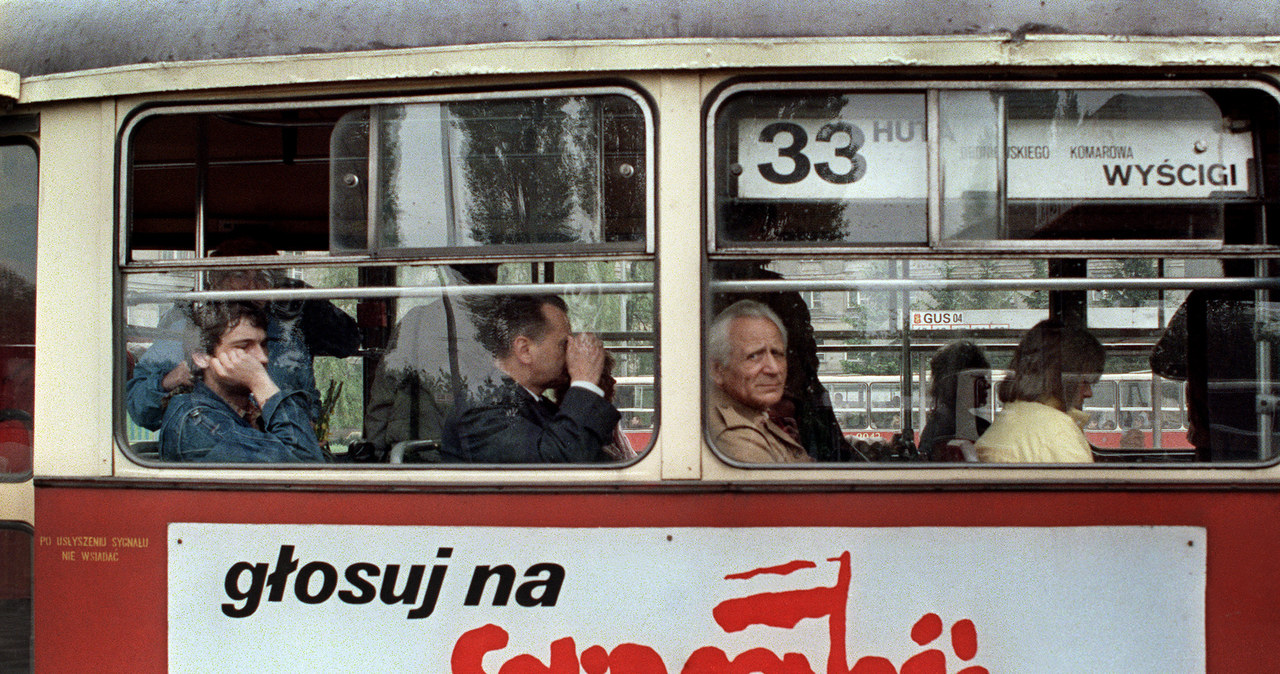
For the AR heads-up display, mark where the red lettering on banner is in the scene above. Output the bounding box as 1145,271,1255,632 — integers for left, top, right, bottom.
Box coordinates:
452,623,510,674
911,614,943,645
684,647,813,672
950,620,978,661
497,637,579,673
581,644,668,674
449,552,988,674
724,560,818,580
850,657,897,674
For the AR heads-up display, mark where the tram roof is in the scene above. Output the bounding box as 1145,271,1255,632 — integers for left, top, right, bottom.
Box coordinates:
3,0,1280,78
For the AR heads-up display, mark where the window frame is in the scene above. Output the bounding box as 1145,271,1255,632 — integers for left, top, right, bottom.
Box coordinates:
703,77,1280,470
114,84,659,470
0,137,37,483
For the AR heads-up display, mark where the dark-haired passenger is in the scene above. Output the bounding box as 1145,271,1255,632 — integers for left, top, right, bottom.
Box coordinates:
440,294,620,463
976,319,1105,463
918,340,991,461
159,302,328,463
126,237,359,432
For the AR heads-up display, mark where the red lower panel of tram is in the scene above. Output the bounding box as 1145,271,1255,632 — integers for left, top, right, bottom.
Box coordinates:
32,486,1280,673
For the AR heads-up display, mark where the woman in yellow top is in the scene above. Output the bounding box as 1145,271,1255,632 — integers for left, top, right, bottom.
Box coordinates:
976,319,1105,463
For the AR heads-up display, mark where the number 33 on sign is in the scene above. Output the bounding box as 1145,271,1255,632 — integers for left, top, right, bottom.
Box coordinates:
734,115,927,200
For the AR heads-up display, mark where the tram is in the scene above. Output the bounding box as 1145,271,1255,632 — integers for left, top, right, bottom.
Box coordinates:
4,0,1280,671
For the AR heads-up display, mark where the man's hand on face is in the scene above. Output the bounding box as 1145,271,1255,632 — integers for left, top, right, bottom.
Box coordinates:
161,361,194,392
565,333,605,386
209,347,279,403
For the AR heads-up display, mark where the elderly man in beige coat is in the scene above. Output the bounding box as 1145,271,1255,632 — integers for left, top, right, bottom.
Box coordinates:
707,300,813,463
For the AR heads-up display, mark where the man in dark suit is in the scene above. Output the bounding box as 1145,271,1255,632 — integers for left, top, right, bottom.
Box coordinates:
440,294,620,463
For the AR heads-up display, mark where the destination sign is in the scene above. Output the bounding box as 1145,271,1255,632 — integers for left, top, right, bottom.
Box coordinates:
736,101,1254,201
734,94,927,200
1004,119,1254,199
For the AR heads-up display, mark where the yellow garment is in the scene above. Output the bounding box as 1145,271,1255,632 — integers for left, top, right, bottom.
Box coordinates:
708,387,813,463
975,400,1094,463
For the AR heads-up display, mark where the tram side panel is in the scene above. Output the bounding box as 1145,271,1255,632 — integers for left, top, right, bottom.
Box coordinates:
31,486,1280,672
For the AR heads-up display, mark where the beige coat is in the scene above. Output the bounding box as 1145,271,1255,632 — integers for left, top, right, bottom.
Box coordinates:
708,387,813,463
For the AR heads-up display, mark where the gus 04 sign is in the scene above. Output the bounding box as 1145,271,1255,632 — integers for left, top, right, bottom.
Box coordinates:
169,524,1205,673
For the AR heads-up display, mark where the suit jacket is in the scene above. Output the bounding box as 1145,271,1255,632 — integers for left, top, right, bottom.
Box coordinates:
441,376,620,463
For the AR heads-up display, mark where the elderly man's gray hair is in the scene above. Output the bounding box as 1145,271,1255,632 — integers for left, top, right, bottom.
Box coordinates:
708,299,788,365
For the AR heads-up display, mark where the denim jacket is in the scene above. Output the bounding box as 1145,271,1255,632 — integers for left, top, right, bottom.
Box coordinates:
159,381,329,463
127,300,359,431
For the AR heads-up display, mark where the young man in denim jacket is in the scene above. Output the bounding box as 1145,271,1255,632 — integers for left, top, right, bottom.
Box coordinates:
159,301,329,463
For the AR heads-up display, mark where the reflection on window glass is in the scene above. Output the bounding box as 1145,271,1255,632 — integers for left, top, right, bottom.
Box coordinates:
123,90,655,466
714,91,928,246
0,143,35,477
709,258,1041,464
359,260,654,464
714,86,1273,248
938,91,1000,241
332,95,647,251
941,88,1265,243
1086,258,1187,331
124,264,655,466
124,257,362,462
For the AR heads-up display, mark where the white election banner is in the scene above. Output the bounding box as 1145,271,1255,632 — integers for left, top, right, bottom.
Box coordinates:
169,524,1205,673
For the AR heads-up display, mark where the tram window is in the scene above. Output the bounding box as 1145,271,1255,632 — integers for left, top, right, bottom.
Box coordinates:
121,89,655,466
708,82,1280,466
1157,380,1187,430
614,379,655,432
828,381,870,430
869,382,903,430
1119,381,1152,430
0,142,35,478
0,524,30,672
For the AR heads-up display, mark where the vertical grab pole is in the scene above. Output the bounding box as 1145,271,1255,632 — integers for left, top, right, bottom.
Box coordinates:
899,261,914,453
1153,259,1165,451
194,116,208,291
1258,261,1273,459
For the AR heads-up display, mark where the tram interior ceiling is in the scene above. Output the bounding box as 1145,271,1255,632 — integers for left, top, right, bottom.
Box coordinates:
129,108,352,253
